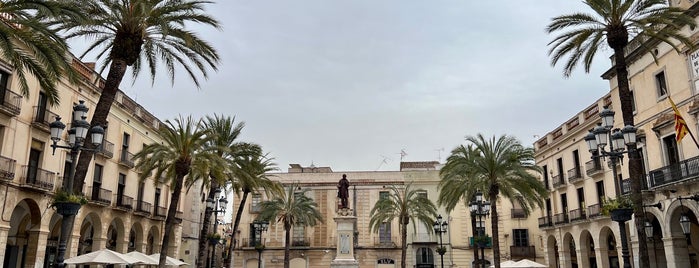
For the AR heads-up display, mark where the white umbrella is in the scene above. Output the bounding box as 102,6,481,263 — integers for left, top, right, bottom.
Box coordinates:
149,253,188,266
64,248,141,265
125,251,159,265
499,260,520,268
513,259,547,268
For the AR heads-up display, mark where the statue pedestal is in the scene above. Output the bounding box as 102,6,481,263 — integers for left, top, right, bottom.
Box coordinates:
331,208,358,268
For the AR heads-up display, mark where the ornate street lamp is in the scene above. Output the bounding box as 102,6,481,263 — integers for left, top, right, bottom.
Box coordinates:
252,220,269,268
433,215,448,268
206,188,227,268
469,191,491,268
51,100,104,268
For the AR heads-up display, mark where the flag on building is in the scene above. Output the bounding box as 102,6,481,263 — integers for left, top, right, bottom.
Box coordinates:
669,96,689,142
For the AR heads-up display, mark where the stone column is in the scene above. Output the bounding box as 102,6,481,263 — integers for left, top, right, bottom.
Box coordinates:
663,236,690,267
330,208,358,268
0,225,9,267
559,246,571,268
26,230,49,268
67,234,81,258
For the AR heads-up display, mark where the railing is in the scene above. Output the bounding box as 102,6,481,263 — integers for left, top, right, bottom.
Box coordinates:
96,139,114,158
648,155,699,188
87,186,112,205
569,208,586,221
510,245,536,259
567,167,583,183
0,155,16,181
373,237,397,247
119,150,135,168
291,237,310,247
511,208,526,219
32,107,59,130
552,174,566,188
587,204,602,218
585,159,603,176
538,216,553,228
553,213,569,224
136,201,152,216
20,165,54,190
0,88,21,116
621,179,631,195
176,211,183,220
412,233,435,243
155,206,167,217
469,236,492,248
116,194,133,210
243,238,264,248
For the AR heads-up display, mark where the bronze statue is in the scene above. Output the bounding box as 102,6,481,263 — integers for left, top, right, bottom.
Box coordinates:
337,174,350,209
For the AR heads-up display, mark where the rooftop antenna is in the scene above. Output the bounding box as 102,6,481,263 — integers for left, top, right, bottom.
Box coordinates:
376,155,392,171
399,149,407,162
435,148,444,162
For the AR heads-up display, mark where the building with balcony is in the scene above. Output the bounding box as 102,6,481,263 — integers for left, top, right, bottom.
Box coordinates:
228,162,544,268
0,56,187,267
535,3,699,267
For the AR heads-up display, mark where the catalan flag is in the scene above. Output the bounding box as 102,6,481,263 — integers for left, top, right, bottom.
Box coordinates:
669,96,689,142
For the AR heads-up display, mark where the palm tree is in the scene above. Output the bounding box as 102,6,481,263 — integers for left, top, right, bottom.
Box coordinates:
227,151,283,262
133,116,223,268
369,182,437,268
547,1,695,265
258,184,323,268
61,0,221,195
0,0,82,105
192,114,246,268
439,134,547,268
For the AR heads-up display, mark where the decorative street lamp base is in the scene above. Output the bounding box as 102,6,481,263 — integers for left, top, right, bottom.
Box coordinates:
54,202,82,216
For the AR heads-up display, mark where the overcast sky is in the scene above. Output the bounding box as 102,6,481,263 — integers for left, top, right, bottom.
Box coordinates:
72,1,612,172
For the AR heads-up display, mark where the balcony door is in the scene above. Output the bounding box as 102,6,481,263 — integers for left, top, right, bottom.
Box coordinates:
92,164,103,200
117,173,126,206
27,147,41,184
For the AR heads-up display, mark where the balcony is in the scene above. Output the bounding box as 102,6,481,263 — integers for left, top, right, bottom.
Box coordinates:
135,201,152,217
551,174,566,188
0,155,16,181
553,213,569,224
569,208,586,222
87,186,111,206
648,155,699,188
412,233,436,244
153,206,167,220
291,237,310,247
587,204,602,218
538,216,552,228
115,195,133,211
0,88,21,116
243,238,264,248
567,167,583,183
175,211,183,220
511,208,526,219
469,236,492,248
511,245,536,259
374,237,397,248
621,179,631,195
32,107,59,132
20,166,54,191
585,159,603,176
96,139,114,159
119,150,135,168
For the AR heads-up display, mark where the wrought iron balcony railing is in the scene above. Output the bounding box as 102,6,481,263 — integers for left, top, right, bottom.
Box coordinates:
621,179,631,195
0,88,21,116
511,208,526,219
291,237,310,247
20,165,54,191
585,159,603,176
155,206,167,217
567,167,583,183
96,139,114,158
538,216,553,228
510,245,536,259
116,194,133,210
0,155,16,181
32,107,59,131
569,208,586,221
87,186,112,205
648,155,699,188
587,204,602,218
553,213,569,224
552,174,566,188
135,201,152,216
119,150,135,168
373,236,397,247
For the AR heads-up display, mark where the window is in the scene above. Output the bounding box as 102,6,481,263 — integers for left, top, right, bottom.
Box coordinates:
662,134,680,165
35,92,47,123
572,150,581,176
154,188,161,210
630,89,636,113
117,173,126,205
542,165,549,189
656,71,668,97
121,132,130,161
596,180,605,205
379,222,391,244
250,193,262,213
379,191,389,200
92,164,103,200
292,225,306,246
556,158,564,181
417,190,427,199
513,229,529,247
415,248,434,268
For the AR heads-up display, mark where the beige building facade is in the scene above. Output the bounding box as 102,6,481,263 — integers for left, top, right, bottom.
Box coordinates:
0,56,185,268
535,2,699,268
228,162,545,268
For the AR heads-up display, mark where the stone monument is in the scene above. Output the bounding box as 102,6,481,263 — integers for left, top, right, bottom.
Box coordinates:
331,174,359,268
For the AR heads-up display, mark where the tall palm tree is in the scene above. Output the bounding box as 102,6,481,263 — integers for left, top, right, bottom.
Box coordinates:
134,116,223,268
0,0,82,105
258,184,323,268
227,151,283,263
192,114,246,268
369,182,437,268
547,1,695,265
61,0,221,194
439,134,547,268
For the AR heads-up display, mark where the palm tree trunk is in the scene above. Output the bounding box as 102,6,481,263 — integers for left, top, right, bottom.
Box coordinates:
613,46,650,268
159,173,185,268
72,59,129,194
401,219,407,268
197,185,218,268
489,190,500,268
284,225,291,268
226,190,250,266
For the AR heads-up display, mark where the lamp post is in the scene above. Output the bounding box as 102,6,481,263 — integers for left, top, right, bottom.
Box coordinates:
469,191,491,268
50,100,104,268
677,195,699,241
207,188,228,268
433,215,448,268
585,107,637,268
252,220,269,268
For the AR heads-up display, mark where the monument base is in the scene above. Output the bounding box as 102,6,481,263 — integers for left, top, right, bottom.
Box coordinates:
330,259,359,268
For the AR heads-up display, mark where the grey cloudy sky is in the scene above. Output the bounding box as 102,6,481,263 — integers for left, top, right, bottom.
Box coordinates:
73,1,612,172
